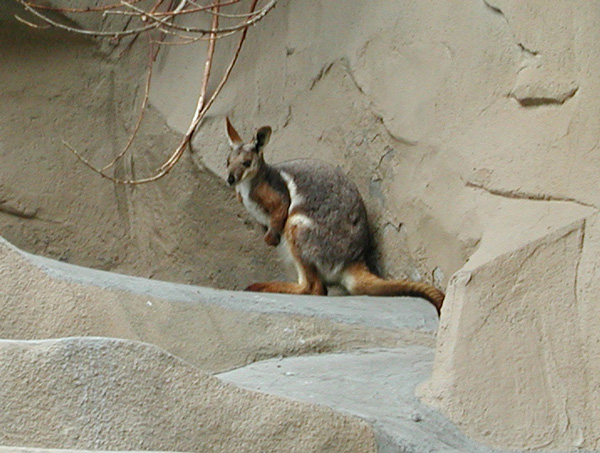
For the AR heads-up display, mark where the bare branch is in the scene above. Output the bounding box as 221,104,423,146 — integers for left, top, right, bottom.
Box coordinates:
21,0,145,14
102,0,243,18
14,0,277,184
149,30,237,46
16,0,275,39
106,0,261,184
14,14,50,29
197,0,221,114
120,0,276,36
155,0,243,16
15,0,159,38
100,36,159,172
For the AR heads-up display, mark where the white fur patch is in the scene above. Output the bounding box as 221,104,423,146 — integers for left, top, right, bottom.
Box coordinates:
316,262,344,286
236,179,269,227
280,171,304,212
287,213,314,228
276,236,307,286
340,270,357,292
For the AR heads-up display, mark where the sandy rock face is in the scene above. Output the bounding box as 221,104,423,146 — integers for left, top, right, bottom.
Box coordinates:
0,337,376,452
420,214,594,449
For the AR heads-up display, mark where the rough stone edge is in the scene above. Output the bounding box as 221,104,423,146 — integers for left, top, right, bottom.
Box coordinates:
420,209,598,450
219,346,498,453
0,446,181,452
1,237,439,333
0,336,378,453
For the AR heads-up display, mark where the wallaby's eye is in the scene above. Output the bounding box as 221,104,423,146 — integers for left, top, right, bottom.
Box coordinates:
243,160,252,168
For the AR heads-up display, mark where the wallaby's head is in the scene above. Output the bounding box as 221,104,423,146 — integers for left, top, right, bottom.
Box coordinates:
225,117,272,186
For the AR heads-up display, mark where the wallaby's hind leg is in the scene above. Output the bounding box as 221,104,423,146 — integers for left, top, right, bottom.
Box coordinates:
246,222,326,296
342,262,444,315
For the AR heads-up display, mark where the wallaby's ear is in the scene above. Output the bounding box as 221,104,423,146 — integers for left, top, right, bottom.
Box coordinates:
255,126,272,154
226,117,243,146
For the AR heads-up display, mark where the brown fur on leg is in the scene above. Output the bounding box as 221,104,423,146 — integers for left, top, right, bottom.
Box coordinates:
245,259,326,295
246,222,327,296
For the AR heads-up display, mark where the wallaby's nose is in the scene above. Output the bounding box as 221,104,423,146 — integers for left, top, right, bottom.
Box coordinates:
227,174,235,186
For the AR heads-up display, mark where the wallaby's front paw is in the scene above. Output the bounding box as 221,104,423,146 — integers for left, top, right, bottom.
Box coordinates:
264,230,281,246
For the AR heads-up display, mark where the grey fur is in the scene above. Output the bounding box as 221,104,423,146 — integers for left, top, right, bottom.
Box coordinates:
275,159,370,280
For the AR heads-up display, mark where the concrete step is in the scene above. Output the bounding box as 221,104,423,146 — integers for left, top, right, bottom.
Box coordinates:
219,347,496,453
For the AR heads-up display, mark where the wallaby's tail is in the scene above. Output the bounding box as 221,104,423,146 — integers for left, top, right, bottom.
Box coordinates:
343,262,444,315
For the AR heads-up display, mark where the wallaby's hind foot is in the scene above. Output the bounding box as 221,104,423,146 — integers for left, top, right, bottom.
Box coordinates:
245,216,328,296
246,281,327,296
343,262,444,315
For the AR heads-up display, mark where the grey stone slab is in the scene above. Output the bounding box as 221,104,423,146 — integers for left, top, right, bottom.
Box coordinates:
22,245,438,333
218,347,497,453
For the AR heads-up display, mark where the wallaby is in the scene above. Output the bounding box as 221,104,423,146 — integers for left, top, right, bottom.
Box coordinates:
225,117,445,315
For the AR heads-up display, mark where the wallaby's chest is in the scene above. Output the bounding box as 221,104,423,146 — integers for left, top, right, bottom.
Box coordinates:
236,179,271,226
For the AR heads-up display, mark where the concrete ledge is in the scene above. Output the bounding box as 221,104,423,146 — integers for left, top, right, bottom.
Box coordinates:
24,242,439,333
0,236,436,373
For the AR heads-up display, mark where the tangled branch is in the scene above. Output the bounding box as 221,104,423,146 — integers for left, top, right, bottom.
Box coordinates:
13,0,277,184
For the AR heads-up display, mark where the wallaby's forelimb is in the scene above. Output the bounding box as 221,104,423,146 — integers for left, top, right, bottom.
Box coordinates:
251,179,288,246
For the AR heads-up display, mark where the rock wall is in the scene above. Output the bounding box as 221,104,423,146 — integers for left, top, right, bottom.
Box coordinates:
0,1,285,290
4,0,600,450
149,0,600,450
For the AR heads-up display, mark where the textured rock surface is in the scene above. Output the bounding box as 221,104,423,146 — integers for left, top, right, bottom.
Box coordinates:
0,237,434,373
420,212,594,449
0,337,376,452
219,347,494,453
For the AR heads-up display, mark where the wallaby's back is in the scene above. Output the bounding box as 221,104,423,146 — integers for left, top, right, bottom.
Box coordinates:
274,159,370,281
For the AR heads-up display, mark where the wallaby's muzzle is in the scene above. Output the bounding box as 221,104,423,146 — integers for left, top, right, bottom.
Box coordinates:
227,174,236,186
